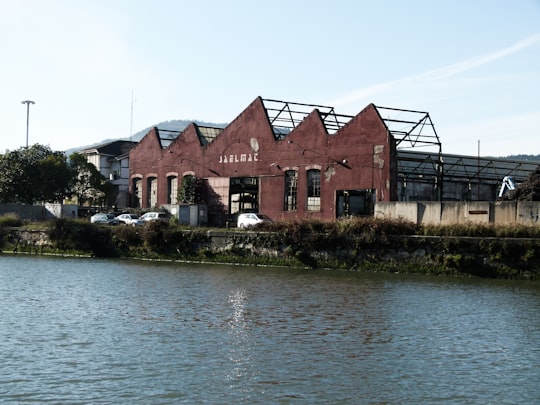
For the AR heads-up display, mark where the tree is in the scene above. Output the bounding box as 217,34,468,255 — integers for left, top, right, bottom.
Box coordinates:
507,165,540,201
68,153,109,206
178,175,201,204
0,144,74,204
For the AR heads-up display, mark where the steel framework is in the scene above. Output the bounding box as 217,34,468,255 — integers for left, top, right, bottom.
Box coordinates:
374,105,444,200
261,98,353,138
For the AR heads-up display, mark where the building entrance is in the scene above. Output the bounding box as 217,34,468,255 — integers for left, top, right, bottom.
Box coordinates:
336,189,374,217
230,177,259,214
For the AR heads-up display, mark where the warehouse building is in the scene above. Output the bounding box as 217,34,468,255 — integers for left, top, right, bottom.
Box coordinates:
128,96,537,226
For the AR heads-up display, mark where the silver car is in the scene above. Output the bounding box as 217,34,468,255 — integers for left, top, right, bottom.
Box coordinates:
140,212,170,223
116,213,144,226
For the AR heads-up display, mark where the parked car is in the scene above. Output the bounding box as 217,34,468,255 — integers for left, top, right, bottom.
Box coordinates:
90,213,119,225
237,213,272,228
140,212,170,223
116,213,144,226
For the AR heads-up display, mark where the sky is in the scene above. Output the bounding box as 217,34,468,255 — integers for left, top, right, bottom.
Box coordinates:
1,0,539,157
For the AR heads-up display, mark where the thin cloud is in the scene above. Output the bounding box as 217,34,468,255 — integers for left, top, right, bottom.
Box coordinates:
425,32,540,80
329,33,540,107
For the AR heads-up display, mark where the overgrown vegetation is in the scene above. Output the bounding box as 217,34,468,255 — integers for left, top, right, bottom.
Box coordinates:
2,215,539,280
47,218,118,257
505,165,540,201
0,213,24,228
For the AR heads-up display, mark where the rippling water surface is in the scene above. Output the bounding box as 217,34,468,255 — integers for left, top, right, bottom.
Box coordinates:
0,256,538,403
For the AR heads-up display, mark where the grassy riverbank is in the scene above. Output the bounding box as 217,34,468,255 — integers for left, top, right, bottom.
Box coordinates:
1,215,540,280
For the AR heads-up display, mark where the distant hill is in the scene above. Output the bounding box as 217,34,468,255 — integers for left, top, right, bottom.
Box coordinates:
501,154,540,162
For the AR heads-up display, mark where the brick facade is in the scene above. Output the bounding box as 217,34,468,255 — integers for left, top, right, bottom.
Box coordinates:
129,97,397,226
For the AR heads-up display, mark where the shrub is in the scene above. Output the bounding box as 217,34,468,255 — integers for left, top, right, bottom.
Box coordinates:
112,225,142,252
48,218,117,257
0,213,23,228
140,221,170,252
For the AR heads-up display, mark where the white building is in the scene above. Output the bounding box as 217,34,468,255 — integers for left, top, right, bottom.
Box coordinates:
77,141,137,208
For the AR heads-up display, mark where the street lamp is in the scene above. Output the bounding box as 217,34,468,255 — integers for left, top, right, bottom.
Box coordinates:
21,100,35,147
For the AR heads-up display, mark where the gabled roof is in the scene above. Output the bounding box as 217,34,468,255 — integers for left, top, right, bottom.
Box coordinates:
135,96,443,157
78,140,138,157
154,124,225,148
195,125,224,146
154,129,180,148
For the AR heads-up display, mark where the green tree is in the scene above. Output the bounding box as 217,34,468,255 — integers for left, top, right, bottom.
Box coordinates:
68,153,109,206
0,144,74,204
178,175,201,204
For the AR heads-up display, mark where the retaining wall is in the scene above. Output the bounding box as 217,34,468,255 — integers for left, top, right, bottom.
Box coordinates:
375,201,540,226
0,203,78,221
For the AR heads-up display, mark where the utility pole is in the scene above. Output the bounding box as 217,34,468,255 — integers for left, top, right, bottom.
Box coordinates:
21,100,35,147
477,139,480,200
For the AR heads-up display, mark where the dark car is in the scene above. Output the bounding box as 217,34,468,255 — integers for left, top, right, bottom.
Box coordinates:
90,213,119,225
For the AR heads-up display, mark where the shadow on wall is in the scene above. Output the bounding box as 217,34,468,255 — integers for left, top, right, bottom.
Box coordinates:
201,180,228,227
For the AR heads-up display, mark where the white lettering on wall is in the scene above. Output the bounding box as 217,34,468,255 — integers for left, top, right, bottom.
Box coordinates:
219,153,258,164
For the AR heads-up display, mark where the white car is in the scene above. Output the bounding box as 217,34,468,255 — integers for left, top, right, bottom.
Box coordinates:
237,213,272,228
140,212,170,223
116,213,144,226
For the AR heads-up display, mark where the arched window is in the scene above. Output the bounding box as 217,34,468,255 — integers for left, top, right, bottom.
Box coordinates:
306,169,321,211
147,177,157,208
167,176,178,204
132,178,142,208
284,170,298,211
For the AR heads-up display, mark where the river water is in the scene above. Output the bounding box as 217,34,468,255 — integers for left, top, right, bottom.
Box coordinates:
0,255,538,404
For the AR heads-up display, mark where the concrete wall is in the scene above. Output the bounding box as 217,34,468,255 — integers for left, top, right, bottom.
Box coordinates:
0,203,79,221
418,202,441,225
375,201,540,226
492,201,517,224
517,201,540,225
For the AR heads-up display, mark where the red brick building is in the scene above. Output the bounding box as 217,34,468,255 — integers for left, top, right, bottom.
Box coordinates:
129,97,398,226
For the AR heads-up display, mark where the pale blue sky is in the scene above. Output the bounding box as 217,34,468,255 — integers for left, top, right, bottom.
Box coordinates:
1,0,539,157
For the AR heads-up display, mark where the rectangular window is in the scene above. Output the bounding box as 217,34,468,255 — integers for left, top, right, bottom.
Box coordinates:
284,170,298,211
229,177,259,214
336,189,374,217
306,169,321,211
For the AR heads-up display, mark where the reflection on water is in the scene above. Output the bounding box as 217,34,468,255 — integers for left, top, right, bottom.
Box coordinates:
0,255,538,404
226,289,254,392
